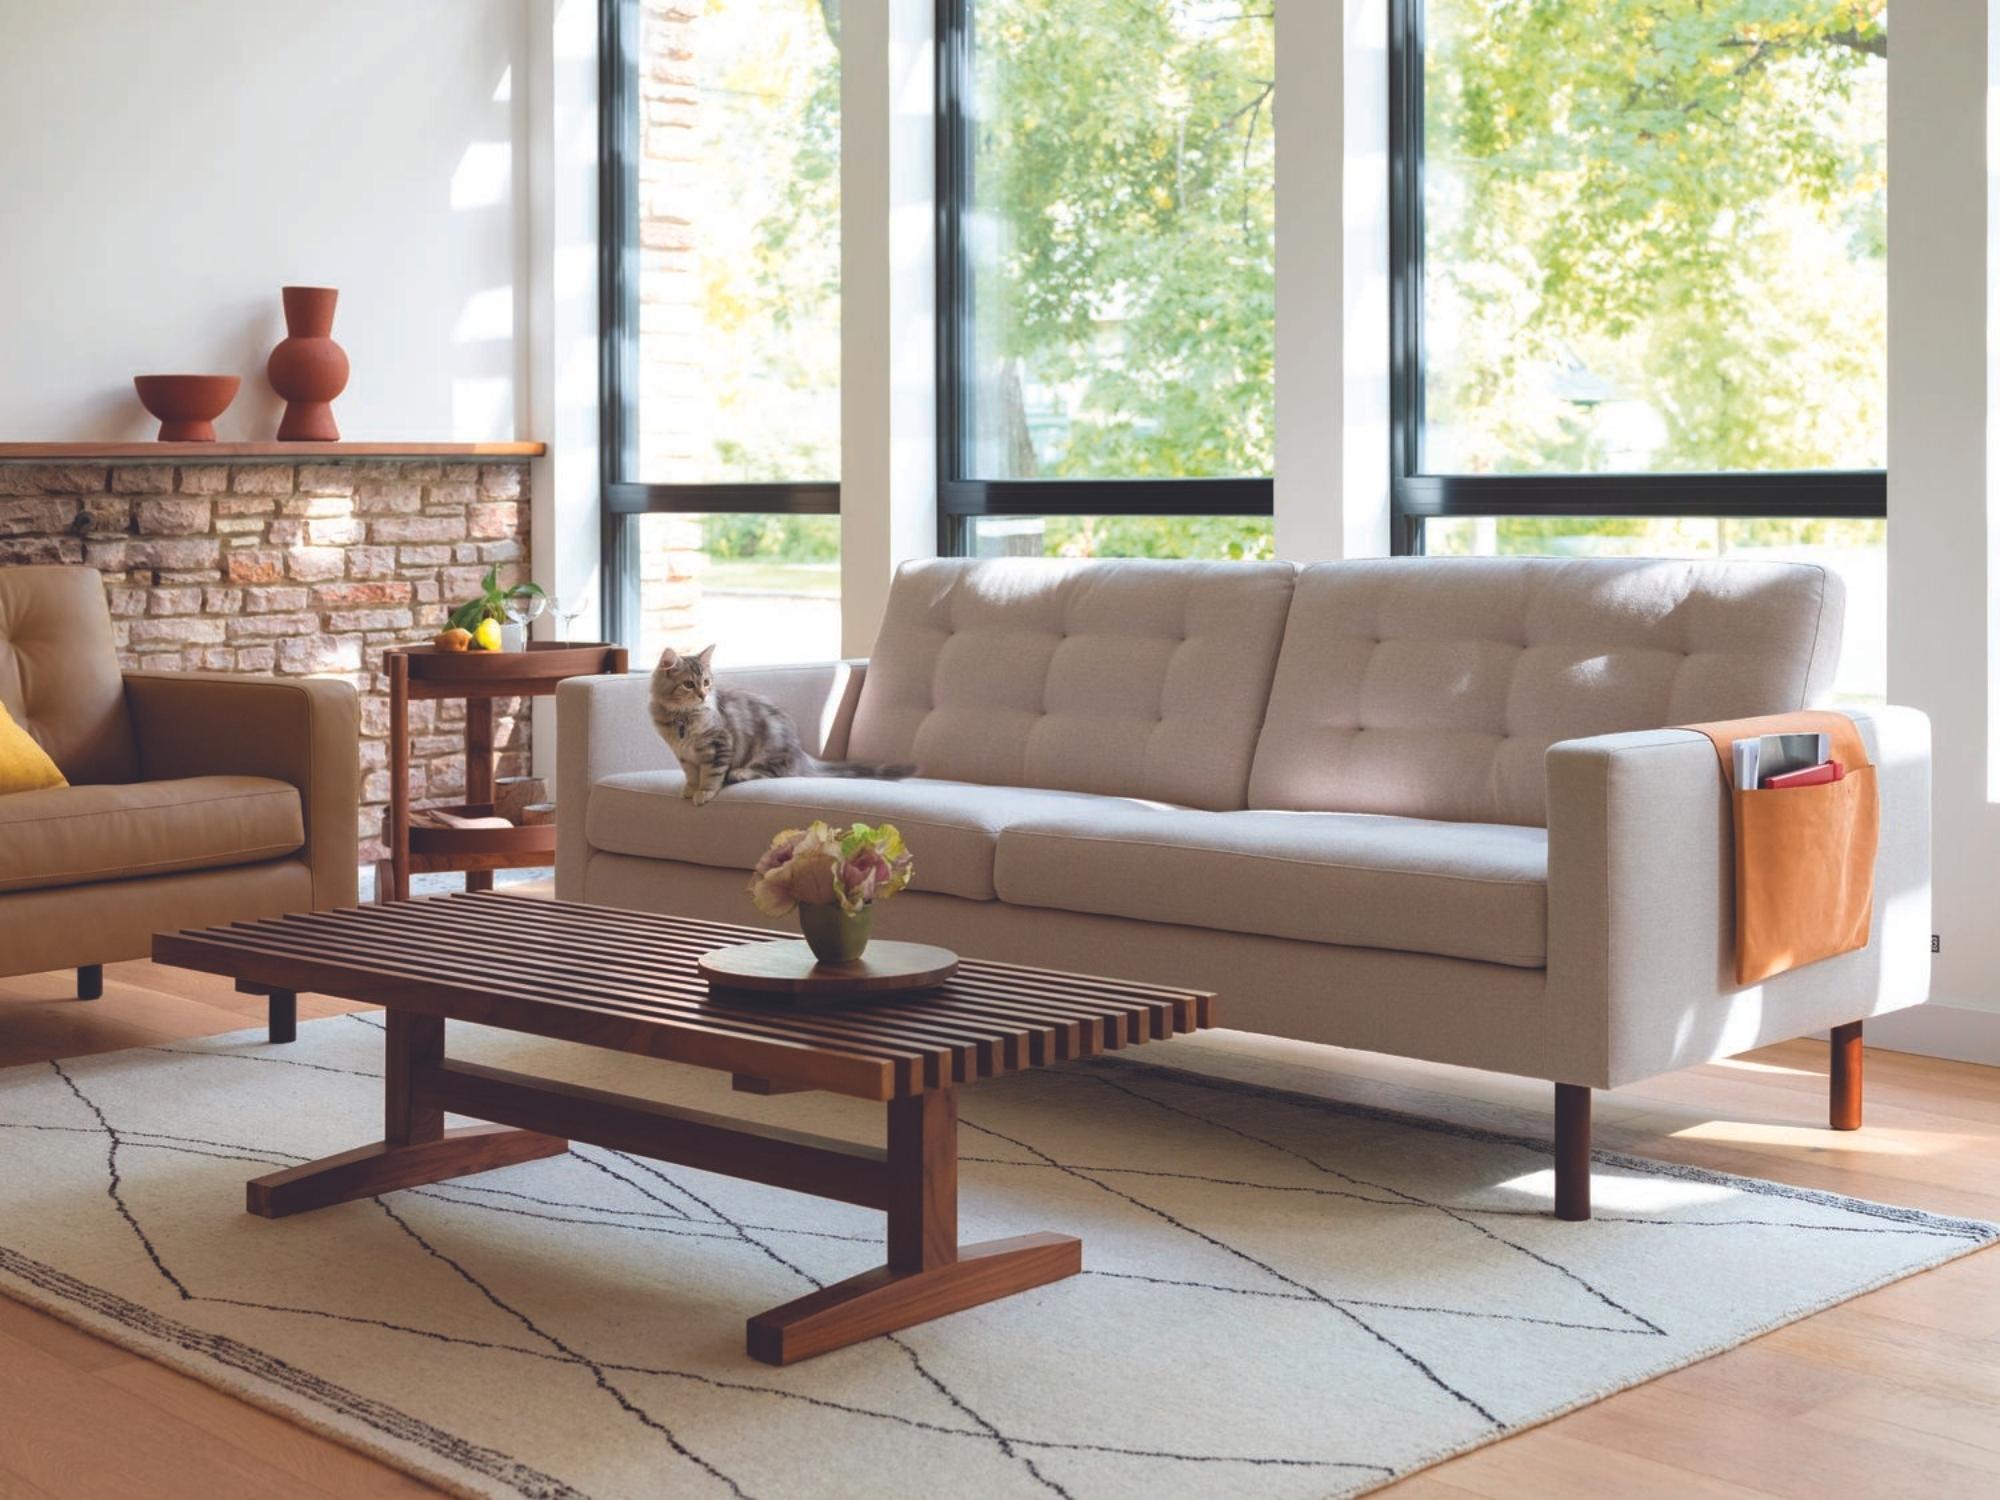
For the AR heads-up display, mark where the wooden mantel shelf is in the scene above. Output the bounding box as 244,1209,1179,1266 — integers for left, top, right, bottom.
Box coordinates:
0,441,545,460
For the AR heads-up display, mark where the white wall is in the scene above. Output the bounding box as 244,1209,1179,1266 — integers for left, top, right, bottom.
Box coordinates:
0,0,529,443
1883,0,2000,1030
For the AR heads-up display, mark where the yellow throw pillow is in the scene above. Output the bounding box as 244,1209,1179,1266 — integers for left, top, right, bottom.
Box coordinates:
0,700,67,794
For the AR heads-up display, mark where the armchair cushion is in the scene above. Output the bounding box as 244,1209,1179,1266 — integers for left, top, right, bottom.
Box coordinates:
0,775,303,895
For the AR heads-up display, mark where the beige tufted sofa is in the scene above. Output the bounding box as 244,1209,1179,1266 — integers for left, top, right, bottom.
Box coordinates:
557,557,1932,1218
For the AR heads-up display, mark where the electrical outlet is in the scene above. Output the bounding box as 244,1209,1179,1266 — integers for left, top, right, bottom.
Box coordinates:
1932,933,1942,953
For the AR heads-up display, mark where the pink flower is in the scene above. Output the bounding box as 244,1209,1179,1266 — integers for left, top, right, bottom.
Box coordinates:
840,846,894,909
747,821,914,917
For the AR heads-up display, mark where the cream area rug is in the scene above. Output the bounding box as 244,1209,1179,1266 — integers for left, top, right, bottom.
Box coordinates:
2,1018,1992,1500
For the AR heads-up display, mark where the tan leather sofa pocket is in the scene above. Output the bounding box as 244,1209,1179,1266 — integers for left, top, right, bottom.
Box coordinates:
1688,712,1879,986
1727,764,1878,984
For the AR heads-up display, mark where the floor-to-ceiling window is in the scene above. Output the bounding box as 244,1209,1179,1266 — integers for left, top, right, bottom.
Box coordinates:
937,0,1276,560
1391,0,1888,701
602,0,841,667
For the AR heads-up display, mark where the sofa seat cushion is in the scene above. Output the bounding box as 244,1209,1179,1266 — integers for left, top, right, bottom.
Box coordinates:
585,772,1174,902
994,808,1548,967
0,775,305,895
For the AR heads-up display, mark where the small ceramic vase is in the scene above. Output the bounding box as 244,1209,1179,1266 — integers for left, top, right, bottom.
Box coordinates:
267,286,350,441
798,903,872,964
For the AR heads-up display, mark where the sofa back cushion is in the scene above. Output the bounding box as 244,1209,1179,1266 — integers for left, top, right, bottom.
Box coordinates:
846,558,1296,809
1248,557,1844,827
0,565,138,785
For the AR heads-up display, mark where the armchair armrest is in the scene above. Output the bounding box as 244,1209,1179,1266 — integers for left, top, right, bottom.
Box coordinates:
123,672,360,909
1544,706,1931,1089
554,659,867,899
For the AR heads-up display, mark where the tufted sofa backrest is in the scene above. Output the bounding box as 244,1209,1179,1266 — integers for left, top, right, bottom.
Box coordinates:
0,565,138,784
1248,557,1844,827
846,558,1297,810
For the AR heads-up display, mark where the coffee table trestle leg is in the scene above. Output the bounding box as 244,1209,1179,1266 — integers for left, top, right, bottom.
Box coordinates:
244,1005,567,1217
745,1088,1082,1365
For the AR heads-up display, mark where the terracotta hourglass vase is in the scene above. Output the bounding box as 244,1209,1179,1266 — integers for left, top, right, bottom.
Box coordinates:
267,286,350,441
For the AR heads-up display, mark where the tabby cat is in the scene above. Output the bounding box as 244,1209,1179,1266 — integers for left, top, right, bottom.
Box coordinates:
649,645,916,806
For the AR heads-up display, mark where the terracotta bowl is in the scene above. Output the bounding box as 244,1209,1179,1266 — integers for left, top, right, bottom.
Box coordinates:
133,374,242,442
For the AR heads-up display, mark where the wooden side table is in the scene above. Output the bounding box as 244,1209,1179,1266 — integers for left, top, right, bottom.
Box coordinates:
382,642,627,902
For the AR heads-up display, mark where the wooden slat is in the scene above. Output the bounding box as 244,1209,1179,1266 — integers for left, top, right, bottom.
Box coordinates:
445,893,1198,1040
290,908,956,1090
152,930,900,1100
154,893,1215,1104
369,901,1002,1072
352,900,1116,1070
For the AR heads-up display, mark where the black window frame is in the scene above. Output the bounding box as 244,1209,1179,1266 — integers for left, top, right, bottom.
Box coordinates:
1386,0,1886,557
933,0,1275,556
598,0,840,638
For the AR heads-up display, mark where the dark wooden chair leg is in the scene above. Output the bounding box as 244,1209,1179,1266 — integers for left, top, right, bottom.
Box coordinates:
1554,1083,1592,1221
268,989,298,1045
76,965,103,1001
1830,1020,1863,1131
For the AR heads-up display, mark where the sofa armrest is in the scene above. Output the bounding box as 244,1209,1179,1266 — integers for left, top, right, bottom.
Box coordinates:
122,672,360,909
554,660,869,899
1544,706,1931,1089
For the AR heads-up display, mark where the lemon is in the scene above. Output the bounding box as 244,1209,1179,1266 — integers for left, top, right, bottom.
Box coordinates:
473,618,503,652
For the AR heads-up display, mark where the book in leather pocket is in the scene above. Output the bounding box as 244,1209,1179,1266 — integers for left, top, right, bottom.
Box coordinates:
1686,712,1880,986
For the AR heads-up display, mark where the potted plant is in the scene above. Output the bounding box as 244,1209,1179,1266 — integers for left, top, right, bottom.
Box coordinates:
748,821,914,963
443,567,545,651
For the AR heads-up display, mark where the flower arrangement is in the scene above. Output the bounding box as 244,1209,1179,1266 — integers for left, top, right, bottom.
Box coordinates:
749,821,914,963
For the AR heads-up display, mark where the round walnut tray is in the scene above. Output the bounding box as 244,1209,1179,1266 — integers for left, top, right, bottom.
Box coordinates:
399,641,622,682
698,940,959,1007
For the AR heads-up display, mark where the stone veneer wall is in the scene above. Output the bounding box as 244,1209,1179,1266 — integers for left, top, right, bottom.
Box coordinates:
0,459,533,862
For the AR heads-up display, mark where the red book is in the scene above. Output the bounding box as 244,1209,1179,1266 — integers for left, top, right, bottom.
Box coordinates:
1761,759,1844,790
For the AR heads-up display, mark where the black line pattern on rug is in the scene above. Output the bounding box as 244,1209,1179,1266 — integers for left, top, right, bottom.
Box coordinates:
1079,1058,2000,1242
19,1025,1991,1499
147,1045,381,1078
0,1115,1386,1478
48,1060,194,1300
606,1149,1083,1498
1082,1269,1661,1337
1077,1068,1670,1338
49,1060,749,1494
372,1197,754,1498
32,1066,575,1499
960,1155,1981,1240
958,1114,1505,1430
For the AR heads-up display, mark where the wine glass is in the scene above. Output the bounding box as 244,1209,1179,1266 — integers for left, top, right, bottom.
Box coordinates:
503,588,548,648
550,591,594,644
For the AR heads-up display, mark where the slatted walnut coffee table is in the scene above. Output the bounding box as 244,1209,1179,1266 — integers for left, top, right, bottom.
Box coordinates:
152,893,1215,1364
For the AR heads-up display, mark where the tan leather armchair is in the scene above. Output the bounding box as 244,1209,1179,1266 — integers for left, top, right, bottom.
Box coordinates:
0,565,358,1039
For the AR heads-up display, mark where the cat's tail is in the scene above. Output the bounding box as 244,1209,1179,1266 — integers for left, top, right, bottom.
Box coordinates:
807,756,919,780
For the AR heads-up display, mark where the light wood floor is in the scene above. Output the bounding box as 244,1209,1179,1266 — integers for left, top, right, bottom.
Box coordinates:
2,960,1997,1500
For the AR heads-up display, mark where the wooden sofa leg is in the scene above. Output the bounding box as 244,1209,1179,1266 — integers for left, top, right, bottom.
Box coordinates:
1831,1020,1863,1131
268,990,298,1045
77,965,102,1001
1554,1083,1592,1221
